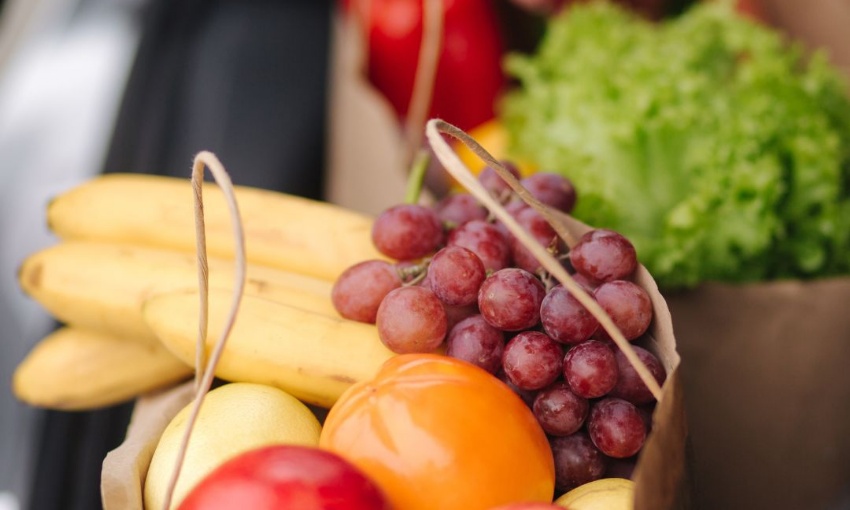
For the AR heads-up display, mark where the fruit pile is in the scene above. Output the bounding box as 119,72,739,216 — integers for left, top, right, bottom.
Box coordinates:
12,145,674,509
332,161,667,495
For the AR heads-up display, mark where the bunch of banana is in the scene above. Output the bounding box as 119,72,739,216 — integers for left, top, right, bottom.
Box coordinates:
14,173,395,411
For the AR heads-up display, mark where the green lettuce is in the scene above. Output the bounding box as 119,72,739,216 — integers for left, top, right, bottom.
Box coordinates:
500,1,850,288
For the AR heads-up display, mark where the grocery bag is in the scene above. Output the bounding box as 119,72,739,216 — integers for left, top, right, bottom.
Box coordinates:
667,279,850,510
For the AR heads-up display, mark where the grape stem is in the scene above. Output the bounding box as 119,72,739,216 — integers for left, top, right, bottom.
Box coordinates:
404,149,431,204
397,258,431,286
425,119,664,403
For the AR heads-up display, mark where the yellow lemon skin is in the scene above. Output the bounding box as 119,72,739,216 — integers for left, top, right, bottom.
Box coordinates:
144,382,322,510
554,478,634,510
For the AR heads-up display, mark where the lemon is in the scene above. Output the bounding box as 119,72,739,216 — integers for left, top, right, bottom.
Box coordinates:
554,478,635,510
144,382,322,510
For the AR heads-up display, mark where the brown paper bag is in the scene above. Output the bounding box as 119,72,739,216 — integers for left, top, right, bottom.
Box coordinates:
666,279,850,510
101,381,194,510
324,12,409,216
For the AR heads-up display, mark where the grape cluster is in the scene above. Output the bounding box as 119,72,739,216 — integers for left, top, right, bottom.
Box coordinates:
331,162,667,496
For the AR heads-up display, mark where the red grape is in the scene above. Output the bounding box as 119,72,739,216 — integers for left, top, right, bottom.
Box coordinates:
540,284,599,345
478,160,521,201
592,280,653,341
372,204,444,261
478,268,546,331
331,260,402,323
447,219,512,272
587,397,647,458
442,302,479,332
550,432,607,494
569,270,600,292
375,286,447,353
502,331,564,391
509,207,562,275
520,172,577,213
434,192,487,228
569,229,637,283
493,198,530,241
562,340,619,398
428,246,486,307
532,381,589,436
445,314,505,374
609,345,666,405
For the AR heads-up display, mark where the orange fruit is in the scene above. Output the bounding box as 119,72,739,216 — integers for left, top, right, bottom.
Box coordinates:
319,354,555,510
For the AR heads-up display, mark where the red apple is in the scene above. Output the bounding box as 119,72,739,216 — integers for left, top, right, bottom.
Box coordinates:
177,445,392,510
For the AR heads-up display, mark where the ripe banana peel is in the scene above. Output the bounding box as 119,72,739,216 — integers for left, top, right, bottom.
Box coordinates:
143,288,395,408
13,327,193,411
46,173,385,282
18,241,337,343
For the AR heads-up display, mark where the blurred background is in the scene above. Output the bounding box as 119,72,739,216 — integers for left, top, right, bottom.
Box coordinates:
0,0,848,509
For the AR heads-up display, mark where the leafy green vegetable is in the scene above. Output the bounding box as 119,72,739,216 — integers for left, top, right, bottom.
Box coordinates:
500,1,850,288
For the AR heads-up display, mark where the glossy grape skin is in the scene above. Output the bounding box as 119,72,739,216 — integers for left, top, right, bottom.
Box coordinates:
331,260,402,323
434,192,487,228
447,219,512,272
609,345,666,405
372,204,444,261
375,286,447,354
569,271,600,292
532,381,589,436
445,314,505,374
442,302,479,332
562,340,619,398
510,207,562,275
493,199,531,241
479,160,521,201
587,397,647,459
550,432,607,494
569,229,637,283
540,285,599,345
592,280,653,341
428,246,486,307
478,268,546,331
501,331,564,391
520,172,577,213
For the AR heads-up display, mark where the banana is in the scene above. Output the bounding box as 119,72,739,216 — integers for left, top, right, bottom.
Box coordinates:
18,241,338,343
142,288,395,408
12,327,193,411
46,173,387,282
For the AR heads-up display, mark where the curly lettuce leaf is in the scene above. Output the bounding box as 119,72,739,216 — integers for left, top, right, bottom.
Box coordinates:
501,1,850,288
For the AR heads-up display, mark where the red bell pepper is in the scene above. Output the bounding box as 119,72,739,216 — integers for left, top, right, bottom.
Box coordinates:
343,0,507,132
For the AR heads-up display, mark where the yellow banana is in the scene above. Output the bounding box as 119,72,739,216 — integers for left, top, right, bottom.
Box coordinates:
142,288,395,408
12,327,192,411
18,241,337,343
46,173,386,282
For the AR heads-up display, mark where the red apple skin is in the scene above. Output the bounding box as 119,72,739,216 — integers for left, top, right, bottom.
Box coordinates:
177,445,392,510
